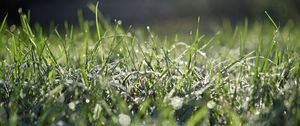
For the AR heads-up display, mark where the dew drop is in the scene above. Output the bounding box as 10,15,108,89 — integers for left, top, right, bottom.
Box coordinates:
18,8,23,14
207,100,216,109
117,20,122,25
68,102,76,111
118,113,131,126
85,99,90,103
170,96,184,110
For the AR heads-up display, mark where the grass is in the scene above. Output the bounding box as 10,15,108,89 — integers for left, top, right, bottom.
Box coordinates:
0,4,300,126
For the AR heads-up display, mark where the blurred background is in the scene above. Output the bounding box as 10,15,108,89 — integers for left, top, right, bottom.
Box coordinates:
1,0,300,33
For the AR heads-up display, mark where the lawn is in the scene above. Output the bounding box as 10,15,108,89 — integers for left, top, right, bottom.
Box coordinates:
0,4,300,126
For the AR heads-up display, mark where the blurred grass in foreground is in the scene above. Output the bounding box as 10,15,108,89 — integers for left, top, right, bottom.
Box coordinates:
0,4,300,126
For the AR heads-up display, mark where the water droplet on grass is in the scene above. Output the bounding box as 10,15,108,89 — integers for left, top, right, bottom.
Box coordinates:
207,100,216,109
93,104,102,119
85,99,90,103
57,120,64,126
118,113,131,126
68,102,76,111
127,33,132,37
10,25,16,32
18,8,23,14
117,20,122,25
170,96,184,110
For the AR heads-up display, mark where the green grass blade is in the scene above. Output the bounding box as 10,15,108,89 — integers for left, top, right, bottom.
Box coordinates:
265,11,278,30
186,106,208,126
95,0,101,40
0,14,8,32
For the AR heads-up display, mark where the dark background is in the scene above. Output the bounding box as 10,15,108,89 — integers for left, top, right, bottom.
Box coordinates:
1,0,300,26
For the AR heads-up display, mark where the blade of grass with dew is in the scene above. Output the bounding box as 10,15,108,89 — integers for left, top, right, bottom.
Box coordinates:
20,14,36,48
221,51,255,74
54,29,70,66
